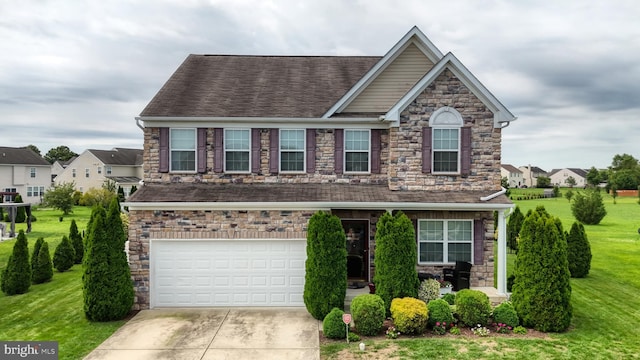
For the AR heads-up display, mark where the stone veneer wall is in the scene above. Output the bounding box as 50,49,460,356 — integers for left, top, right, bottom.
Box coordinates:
388,69,501,191
128,209,313,309
143,128,389,185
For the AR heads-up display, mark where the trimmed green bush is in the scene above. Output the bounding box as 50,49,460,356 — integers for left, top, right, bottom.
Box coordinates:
303,211,347,320
454,289,492,327
567,222,592,278
427,299,455,327
373,211,419,314
417,279,440,304
492,301,519,328
15,194,26,223
83,198,134,321
507,206,524,253
69,219,84,264
390,297,428,335
32,242,53,284
351,294,385,336
53,235,75,272
511,206,572,332
1,230,31,295
31,237,44,273
322,308,347,339
571,189,606,225
441,292,456,305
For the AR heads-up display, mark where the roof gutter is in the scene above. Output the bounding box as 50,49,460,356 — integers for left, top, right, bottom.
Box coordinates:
135,117,144,131
124,200,514,212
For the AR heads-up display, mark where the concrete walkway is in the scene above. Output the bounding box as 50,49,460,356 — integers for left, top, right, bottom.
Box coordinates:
84,308,319,360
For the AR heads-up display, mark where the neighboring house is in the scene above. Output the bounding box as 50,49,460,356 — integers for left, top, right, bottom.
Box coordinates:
500,164,523,188
518,165,548,188
549,168,587,188
0,146,51,204
54,148,143,196
125,27,517,310
51,157,76,182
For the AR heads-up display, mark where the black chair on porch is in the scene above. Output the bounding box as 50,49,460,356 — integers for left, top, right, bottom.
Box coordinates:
443,261,472,291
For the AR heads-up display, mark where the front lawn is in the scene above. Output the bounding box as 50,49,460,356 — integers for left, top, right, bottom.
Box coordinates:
0,206,125,360
322,192,640,359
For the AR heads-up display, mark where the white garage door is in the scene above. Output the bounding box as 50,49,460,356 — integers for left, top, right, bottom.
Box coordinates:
151,240,307,307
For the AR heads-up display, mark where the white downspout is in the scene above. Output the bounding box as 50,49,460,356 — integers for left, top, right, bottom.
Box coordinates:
480,187,507,202
497,209,508,295
135,117,144,131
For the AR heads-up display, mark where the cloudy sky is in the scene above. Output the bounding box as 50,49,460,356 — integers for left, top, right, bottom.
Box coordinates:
1,0,638,171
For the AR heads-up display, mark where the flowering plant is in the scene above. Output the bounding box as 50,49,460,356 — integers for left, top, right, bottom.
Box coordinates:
386,326,401,339
471,324,490,337
433,321,452,335
494,322,513,334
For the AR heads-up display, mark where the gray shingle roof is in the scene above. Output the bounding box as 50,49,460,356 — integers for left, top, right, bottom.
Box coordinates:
501,164,522,174
128,183,511,206
89,148,143,166
140,55,381,118
0,147,49,166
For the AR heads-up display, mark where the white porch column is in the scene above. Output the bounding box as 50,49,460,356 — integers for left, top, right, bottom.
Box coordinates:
497,209,508,295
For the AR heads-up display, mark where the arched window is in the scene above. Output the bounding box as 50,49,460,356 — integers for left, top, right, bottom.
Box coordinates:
422,107,471,175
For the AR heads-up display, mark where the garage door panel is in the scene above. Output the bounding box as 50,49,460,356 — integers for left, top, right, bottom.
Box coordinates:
152,240,306,307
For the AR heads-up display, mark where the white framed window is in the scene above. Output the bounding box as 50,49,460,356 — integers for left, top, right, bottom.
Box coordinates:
72,168,76,178
85,168,90,178
280,129,305,172
344,129,370,173
224,129,250,173
3,187,16,202
170,128,196,172
97,166,102,174
30,167,36,178
418,220,473,264
106,166,112,175
39,186,45,196
26,186,45,197
27,186,33,197
430,107,463,174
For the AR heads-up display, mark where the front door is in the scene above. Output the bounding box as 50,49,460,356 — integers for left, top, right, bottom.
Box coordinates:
341,220,369,282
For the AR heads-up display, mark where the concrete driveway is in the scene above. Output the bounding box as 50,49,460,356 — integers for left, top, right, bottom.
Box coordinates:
84,308,320,360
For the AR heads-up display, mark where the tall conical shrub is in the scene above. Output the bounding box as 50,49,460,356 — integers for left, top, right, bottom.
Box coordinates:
303,211,347,320
83,199,134,321
511,206,572,332
567,222,592,278
69,220,84,264
373,211,419,313
31,237,44,273
1,230,31,295
33,242,53,284
53,235,75,272
507,206,524,253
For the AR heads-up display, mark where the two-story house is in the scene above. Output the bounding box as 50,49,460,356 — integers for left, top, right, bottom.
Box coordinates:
0,146,51,204
518,165,547,188
501,164,524,188
549,168,587,188
54,148,143,197
126,27,516,310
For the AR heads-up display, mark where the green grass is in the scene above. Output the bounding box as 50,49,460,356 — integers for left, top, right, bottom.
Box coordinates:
0,206,125,360
322,192,640,359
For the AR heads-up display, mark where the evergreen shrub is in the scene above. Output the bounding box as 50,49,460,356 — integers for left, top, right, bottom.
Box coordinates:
454,289,492,327
53,235,75,272
322,308,347,339
32,242,53,284
69,219,84,264
31,237,44,273
373,211,419,314
1,230,31,295
492,301,519,328
566,222,592,278
427,298,455,327
417,279,440,304
571,190,607,225
441,292,456,305
511,206,572,332
351,294,385,336
390,297,428,335
303,211,347,320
